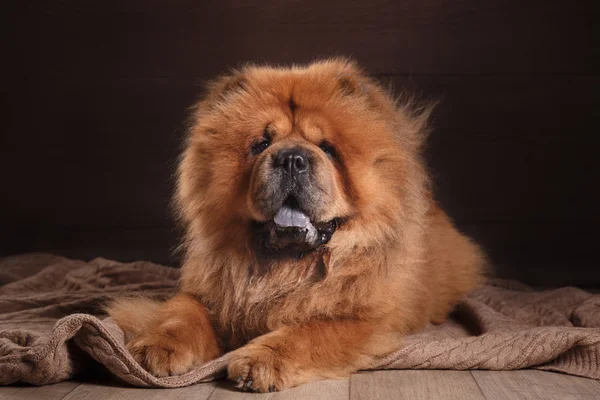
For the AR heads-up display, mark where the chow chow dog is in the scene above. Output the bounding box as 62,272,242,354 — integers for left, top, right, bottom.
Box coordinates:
108,58,486,392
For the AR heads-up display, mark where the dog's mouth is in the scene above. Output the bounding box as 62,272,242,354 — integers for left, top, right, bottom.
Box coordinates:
252,196,340,257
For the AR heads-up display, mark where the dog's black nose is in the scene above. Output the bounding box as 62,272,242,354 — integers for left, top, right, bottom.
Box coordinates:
275,148,309,176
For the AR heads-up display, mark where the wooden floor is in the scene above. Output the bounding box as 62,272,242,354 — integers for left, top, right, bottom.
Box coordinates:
1,370,599,400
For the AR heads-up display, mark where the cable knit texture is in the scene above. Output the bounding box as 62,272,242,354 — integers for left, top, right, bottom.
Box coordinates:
0,254,598,386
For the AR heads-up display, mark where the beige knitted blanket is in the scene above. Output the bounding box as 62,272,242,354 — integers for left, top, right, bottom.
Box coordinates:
0,253,598,386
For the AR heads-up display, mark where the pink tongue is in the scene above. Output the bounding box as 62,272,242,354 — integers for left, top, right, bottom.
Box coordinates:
273,205,311,228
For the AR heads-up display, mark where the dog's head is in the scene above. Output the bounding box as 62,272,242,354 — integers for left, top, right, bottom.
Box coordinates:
177,59,430,259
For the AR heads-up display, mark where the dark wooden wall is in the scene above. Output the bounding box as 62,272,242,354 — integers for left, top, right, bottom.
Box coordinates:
1,1,598,286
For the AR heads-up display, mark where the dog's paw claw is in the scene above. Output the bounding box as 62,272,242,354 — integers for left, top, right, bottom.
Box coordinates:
126,333,195,377
228,345,288,392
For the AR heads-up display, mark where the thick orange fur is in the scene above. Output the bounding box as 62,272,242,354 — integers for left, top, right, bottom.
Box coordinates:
109,294,221,377
107,58,487,392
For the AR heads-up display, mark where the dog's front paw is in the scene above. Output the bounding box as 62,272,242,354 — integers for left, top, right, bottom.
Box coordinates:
228,344,293,393
127,332,196,377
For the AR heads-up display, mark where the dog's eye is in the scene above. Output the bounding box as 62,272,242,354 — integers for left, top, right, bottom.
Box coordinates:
251,138,271,155
319,142,336,159
251,127,273,156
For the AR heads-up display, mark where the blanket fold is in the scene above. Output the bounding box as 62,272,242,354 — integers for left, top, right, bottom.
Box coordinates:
1,254,598,386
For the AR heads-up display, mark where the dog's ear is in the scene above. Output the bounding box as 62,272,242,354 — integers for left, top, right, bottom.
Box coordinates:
338,74,369,97
206,71,248,101
330,58,370,97
186,71,248,136
191,70,249,120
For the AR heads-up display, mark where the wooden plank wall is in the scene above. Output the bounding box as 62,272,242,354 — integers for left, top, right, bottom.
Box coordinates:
1,1,598,285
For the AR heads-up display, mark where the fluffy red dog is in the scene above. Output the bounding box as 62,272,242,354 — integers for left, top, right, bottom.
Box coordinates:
108,59,486,392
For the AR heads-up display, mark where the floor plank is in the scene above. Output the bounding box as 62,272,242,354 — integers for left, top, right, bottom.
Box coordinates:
350,370,485,400
2,371,599,400
472,370,600,400
59,381,217,400
0,381,81,400
208,378,349,400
